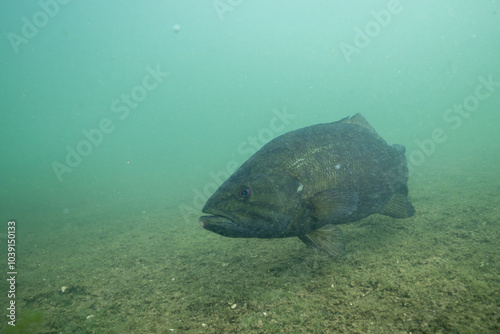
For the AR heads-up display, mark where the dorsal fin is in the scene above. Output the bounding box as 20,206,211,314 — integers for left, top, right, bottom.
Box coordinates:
339,113,380,137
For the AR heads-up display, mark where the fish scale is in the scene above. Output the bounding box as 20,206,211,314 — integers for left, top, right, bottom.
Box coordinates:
200,114,415,256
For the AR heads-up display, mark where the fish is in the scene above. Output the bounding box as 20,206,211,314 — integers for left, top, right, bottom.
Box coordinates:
199,114,415,256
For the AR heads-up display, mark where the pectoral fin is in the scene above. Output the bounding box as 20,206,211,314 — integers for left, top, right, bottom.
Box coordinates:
308,189,358,221
298,224,345,257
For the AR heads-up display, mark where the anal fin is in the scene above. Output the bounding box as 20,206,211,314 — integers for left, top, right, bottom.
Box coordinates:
380,193,415,218
298,224,345,257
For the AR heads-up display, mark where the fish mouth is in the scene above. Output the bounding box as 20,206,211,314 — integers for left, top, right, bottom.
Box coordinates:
199,214,249,237
199,214,237,229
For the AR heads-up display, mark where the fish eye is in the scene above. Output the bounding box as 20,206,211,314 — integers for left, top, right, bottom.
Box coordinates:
238,186,252,199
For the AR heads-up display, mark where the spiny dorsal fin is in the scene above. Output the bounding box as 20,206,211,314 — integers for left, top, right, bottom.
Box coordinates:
298,224,345,257
339,113,380,137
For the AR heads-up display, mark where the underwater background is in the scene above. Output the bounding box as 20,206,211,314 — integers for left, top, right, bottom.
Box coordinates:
1,0,499,333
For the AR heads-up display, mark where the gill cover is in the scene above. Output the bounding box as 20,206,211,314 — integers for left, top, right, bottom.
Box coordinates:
201,172,303,238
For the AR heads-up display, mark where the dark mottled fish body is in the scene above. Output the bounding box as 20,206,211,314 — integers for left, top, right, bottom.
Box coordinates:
200,114,414,256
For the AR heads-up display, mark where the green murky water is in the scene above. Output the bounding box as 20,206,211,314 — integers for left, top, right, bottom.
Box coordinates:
1,1,499,333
